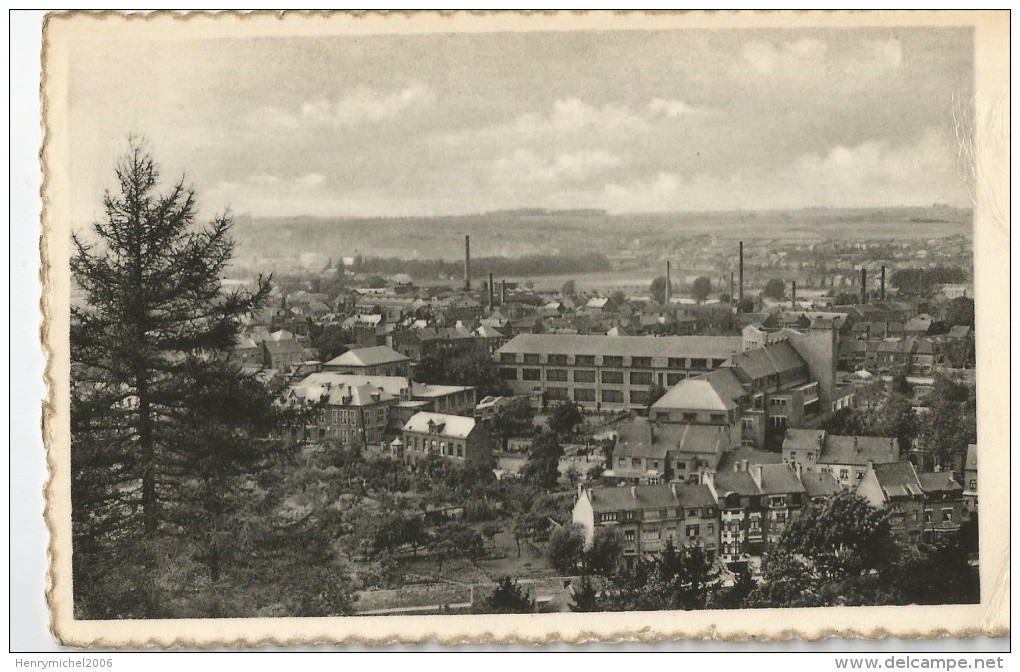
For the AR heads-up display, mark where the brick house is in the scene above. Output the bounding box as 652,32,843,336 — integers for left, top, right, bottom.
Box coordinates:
287,380,398,448
397,412,494,467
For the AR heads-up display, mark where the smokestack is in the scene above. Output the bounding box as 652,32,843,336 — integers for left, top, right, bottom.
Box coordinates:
738,241,744,312
792,280,797,310
860,268,867,305
501,279,507,306
464,235,471,291
665,261,672,305
730,272,735,308
488,273,494,310
880,266,886,301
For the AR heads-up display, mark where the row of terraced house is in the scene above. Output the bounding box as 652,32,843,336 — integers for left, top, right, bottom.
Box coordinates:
573,452,969,568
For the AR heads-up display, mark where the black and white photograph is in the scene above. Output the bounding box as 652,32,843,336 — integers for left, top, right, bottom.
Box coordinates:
38,10,1009,647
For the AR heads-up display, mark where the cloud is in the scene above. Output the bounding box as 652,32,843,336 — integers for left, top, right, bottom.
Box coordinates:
249,83,433,130
647,98,698,118
597,127,969,213
742,39,828,74
492,149,623,184
292,172,326,191
512,98,651,137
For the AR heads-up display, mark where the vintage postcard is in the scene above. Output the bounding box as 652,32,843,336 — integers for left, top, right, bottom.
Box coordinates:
41,10,1009,647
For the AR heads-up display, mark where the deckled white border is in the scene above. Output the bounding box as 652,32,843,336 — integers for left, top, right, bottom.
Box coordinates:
40,10,1010,648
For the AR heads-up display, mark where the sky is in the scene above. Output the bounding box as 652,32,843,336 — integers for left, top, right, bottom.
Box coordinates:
67,27,975,221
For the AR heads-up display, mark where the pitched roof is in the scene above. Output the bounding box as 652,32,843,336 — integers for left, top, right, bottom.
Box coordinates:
651,378,735,412
918,471,963,494
713,470,762,497
754,463,806,495
295,372,471,399
497,333,742,360
676,483,717,508
948,325,972,338
262,338,306,355
783,428,826,452
291,382,396,407
820,435,899,466
872,461,924,499
717,449,784,472
615,419,729,459
801,471,841,499
729,341,807,382
326,345,409,368
586,484,678,513
402,412,477,439
964,444,978,471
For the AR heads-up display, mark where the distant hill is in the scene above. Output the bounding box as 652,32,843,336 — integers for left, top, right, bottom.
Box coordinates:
229,206,973,263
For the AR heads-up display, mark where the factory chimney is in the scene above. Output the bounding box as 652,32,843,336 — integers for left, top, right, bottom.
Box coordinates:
738,241,744,312
488,272,494,310
791,280,797,310
464,235,471,291
880,266,886,301
730,272,735,310
665,261,672,305
501,279,507,306
860,268,867,305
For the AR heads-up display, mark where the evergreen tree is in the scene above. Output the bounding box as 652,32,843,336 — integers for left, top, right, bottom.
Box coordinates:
483,575,535,614
70,141,304,617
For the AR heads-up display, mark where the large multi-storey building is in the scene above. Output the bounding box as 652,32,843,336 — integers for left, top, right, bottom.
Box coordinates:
496,334,742,411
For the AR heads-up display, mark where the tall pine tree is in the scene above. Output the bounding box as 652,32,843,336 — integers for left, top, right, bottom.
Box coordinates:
70,141,307,617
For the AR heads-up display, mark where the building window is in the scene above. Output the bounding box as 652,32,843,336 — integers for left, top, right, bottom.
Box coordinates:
667,357,686,369
631,356,652,368
710,413,726,423
618,457,626,467
969,479,977,490
690,358,707,369
574,388,596,402
546,369,568,382
631,458,641,468
666,373,683,386
630,390,649,405
602,370,624,384
575,355,596,366
682,412,698,423
630,371,653,385
624,530,635,541
924,510,933,523
839,468,849,479
603,355,623,367
942,509,953,522
500,368,519,380
547,386,569,401
522,368,541,381
676,460,686,471
523,354,540,364
686,525,700,538
548,354,567,366
624,511,636,521
651,461,659,470
707,523,715,534
602,389,624,403
457,446,463,458
573,369,596,383
500,353,517,364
